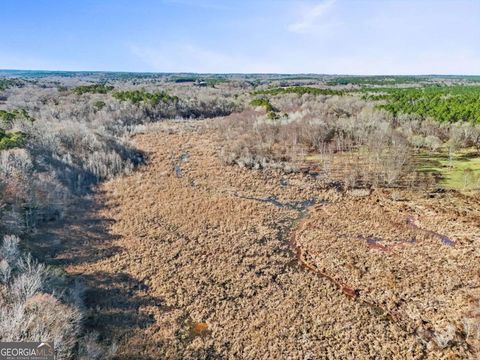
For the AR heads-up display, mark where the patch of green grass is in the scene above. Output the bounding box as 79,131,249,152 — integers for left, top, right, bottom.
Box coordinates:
417,150,480,190
304,154,323,161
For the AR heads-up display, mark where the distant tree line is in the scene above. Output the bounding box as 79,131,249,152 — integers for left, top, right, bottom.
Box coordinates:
113,89,179,106
73,84,114,95
254,86,344,96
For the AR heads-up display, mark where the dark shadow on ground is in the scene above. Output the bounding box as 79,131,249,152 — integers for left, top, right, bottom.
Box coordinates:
81,271,162,334
27,189,165,351
26,192,121,266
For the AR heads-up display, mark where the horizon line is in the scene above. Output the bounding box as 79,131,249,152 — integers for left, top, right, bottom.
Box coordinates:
1,68,480,77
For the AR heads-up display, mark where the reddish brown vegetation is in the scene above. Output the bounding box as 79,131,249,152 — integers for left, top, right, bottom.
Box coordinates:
293,189,480,355
44,120,479,359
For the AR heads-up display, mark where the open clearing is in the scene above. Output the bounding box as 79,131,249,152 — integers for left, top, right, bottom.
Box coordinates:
37,120,479,359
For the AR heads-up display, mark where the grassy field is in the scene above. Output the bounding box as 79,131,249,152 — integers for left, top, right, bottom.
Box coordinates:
418,149,480,190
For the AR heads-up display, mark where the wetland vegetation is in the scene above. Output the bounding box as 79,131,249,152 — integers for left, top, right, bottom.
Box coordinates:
0,72,479,358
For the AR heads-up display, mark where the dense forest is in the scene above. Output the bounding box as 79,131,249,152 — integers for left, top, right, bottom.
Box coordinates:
364,86,480,123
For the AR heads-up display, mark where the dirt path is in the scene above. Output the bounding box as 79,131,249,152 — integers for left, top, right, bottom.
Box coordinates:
39,121,477,359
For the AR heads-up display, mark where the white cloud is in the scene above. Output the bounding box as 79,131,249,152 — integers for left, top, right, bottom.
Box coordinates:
288,0,337,34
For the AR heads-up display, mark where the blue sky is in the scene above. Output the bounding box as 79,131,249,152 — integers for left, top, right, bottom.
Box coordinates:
1,0,479,74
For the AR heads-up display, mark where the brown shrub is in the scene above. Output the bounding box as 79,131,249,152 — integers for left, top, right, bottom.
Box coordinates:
218,98,414,188
0,235,82,359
